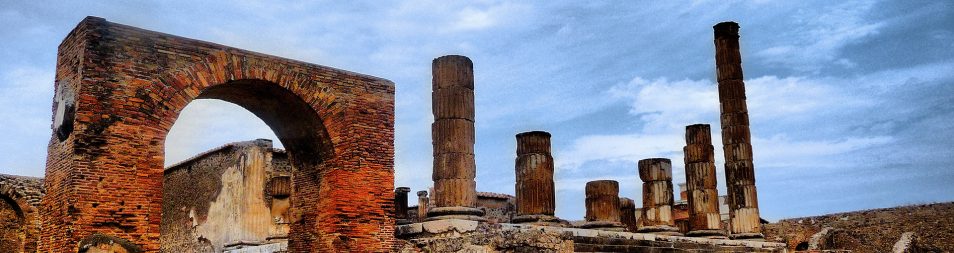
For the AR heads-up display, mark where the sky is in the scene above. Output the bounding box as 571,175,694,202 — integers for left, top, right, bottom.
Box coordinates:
1,0,952,221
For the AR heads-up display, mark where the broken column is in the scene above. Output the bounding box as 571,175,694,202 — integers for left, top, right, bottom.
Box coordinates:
637,158,681,235
513,131,562,225
714,21,763,240
395,187,411,224
580,180,625,231
683,124,726,238
428,55,484,221
619,197,638,232
417,190,429,222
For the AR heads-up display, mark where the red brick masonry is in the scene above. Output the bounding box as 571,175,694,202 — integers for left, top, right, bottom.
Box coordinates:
42,16,395,252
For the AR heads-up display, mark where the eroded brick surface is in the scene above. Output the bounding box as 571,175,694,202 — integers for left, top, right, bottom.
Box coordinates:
42,16,394,252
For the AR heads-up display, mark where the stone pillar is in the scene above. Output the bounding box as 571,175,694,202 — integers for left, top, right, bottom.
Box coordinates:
395,187,411,224
714,21,763,240
428,55,484,221
512,131,563,225
684,124,726,238
580,180,625,231
417,190,429,222
619,197,638,232
637,158,681,235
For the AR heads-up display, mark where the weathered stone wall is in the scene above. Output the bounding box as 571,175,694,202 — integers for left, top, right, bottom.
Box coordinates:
42,16,394,252
476,192,516,224
0,174,44,253
161,139,291,252
764,202,954,252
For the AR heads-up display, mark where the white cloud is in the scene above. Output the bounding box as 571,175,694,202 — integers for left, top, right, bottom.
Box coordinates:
755,0,883,72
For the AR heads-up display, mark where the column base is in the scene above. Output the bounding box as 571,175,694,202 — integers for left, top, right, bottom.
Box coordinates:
729,232,765,241
512,214,568,227
686,229,727,239
637,225,683,236
577,221,626,231
426,206,486,222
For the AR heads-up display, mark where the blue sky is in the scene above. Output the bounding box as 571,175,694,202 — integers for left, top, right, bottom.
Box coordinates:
1,1,952,221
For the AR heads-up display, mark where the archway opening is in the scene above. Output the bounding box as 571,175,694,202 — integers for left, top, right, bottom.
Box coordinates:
795,241,809,251
160,79,332,252
0,195,24,253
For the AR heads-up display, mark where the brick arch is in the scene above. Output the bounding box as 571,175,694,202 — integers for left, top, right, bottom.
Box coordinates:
42,16,395,252
0,183,40,253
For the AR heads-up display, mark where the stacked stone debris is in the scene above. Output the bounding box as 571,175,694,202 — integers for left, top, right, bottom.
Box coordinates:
714,21,764,240
428,55,485,221
683,124,726,238
513,131,563,225
637,158,682,235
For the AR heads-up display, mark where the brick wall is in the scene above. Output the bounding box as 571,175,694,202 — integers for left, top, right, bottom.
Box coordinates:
0,174,44,253
42,16,394,252
764,202,954,252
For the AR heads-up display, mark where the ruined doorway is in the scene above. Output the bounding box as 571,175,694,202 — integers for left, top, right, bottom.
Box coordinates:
41,17,395,252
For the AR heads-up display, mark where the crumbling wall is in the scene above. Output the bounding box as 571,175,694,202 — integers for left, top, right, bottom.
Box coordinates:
161,140,291,252
764,202,954,252
477,192,516,223
0,174,44,253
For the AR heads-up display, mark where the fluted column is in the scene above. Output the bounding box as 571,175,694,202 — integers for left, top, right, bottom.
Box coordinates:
395,187,411,224
684,124,726,238
619,197,638,232
580,180,625,231
513,131,563,225
417,191,429,222
714,21,763,240
637,158,681,235
428,55,484,221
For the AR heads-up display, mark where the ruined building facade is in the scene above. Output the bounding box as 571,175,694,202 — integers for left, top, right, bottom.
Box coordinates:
161,139,292,252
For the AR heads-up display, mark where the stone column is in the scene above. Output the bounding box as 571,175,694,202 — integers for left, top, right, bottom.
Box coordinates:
637,158,681,235
417,190,429,222
428,55,484,221
580,180,625,231
395,187,411,224
683,124,726,238
512,131,563,225
714,21,763,240
619,197,638,232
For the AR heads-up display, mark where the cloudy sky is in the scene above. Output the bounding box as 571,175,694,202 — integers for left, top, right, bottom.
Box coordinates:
1,0,952,221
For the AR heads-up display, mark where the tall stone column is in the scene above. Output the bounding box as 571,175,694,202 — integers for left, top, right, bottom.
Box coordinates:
395,187,411,224
513,131,563,225
580,180,625,231
683,124,726,238
428,55,484,221
417,190,429,222
714,21,763,240
619,197,638,232
637,158,681,235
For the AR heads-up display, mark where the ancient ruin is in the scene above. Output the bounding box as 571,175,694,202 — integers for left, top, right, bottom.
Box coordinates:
0,174,43,253
428,55,484,221
512,131,563,225
636,158,681,235
13,16,953,252
618,197,638,232
161,139,291,252
39,16,394,252
714,21,764,240
580,180,626,231
683,124,726,238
